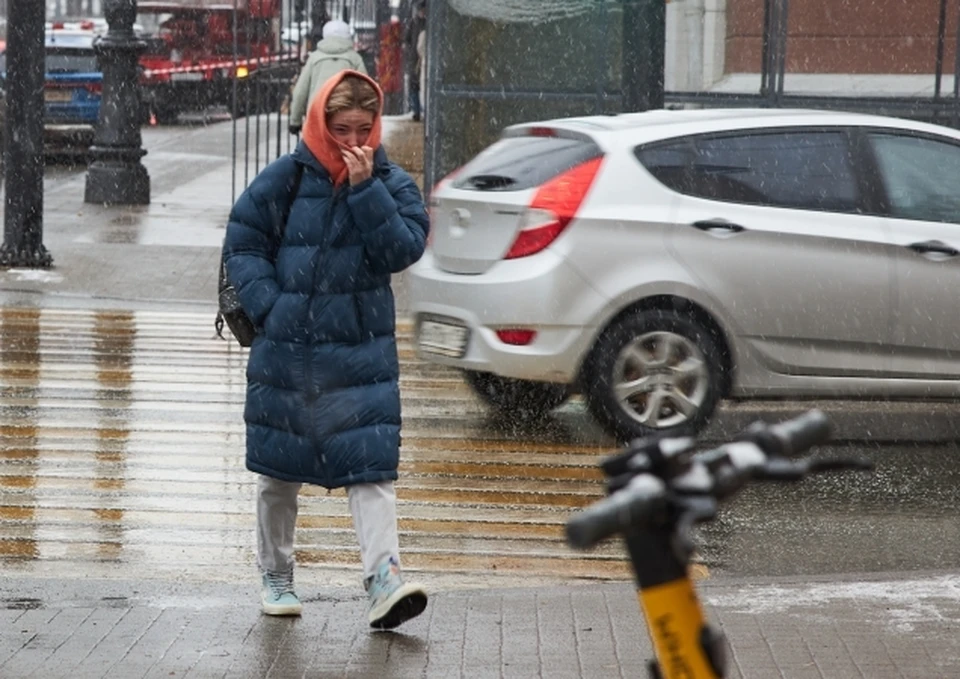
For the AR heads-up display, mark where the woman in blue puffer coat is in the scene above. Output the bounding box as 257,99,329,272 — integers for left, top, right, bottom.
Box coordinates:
223,70,429,630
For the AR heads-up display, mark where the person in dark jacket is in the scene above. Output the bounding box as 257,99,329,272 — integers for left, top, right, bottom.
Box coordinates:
403,1,426,121
223,70,429,630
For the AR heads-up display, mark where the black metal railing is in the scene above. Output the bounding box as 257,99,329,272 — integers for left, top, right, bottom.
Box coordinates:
230,0,383,201
669,0,960,128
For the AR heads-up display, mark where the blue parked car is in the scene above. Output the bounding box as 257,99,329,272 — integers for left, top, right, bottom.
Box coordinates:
42,26,104,126
0,24,103,156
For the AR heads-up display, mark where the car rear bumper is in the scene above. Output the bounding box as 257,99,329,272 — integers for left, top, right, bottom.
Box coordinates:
42,125,95,155
408,249,608,383
45,103,99,126
45,124,94,141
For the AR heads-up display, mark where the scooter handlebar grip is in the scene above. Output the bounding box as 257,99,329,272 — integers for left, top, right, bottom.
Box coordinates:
765,409,832,456
566,475,665,550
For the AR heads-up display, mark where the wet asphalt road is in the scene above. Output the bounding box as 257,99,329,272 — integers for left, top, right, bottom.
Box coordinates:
0,303,957,591
696,440,960,576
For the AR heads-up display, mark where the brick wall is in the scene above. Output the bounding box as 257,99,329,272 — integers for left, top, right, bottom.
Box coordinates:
726,0,958,73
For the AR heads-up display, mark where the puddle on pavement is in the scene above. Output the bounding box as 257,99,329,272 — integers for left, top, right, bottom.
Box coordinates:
110,214,143,227
3,598,43,610
1,308,40,560
103,213,145,243
92,312,134,560
0,309,135,563
0,308,643,584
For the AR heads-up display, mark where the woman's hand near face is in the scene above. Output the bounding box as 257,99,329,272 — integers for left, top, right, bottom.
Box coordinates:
343,145,374,185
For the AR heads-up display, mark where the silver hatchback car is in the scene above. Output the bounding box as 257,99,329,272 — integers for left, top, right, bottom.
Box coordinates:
409,109,960,441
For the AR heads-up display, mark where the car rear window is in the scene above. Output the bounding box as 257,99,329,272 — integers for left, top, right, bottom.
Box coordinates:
635,130,861,213
452,136,602,191
46,49,99,74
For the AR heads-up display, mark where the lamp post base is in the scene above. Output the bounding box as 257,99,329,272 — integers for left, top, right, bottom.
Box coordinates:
84,157,151,206
0,243,53,268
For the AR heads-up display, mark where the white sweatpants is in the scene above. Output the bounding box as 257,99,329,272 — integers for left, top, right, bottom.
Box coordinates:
256,474,400,580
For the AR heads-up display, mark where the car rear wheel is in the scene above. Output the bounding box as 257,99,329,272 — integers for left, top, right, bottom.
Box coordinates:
464,371,571,419
582,310,724,441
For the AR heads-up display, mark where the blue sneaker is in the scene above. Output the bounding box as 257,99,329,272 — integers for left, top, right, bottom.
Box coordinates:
260,570,302,616
366,557,427,630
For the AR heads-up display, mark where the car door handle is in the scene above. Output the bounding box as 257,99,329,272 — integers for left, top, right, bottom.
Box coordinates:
907,240,960,257
691,219,746,233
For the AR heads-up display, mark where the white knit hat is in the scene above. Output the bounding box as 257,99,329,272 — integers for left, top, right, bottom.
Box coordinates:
322,20,351,40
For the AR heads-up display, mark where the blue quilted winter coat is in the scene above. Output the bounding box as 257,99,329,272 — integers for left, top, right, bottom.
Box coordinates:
223,140,429,488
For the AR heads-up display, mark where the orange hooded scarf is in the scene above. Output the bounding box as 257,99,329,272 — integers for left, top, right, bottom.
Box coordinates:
301,70,384,187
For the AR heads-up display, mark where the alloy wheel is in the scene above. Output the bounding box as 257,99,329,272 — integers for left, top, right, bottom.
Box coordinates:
612,330,710,430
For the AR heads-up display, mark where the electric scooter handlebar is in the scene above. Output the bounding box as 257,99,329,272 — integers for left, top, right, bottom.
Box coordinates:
566,410,873,550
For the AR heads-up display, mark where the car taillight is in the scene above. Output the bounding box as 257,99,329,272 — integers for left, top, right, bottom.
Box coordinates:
495,329,537,346
504,156,603,260
84,83,102,94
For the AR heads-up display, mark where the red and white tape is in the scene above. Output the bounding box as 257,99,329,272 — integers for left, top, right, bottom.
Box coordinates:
142,54,295,78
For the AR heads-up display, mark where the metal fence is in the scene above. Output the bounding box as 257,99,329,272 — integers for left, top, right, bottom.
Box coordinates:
38,0,392,202
666,0,960,127
230,0,385,201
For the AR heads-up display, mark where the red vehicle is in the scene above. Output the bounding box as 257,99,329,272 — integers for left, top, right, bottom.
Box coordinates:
136,0,301,123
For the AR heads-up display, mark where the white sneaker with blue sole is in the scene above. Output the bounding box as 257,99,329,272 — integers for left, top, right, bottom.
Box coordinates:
261,570,303,616
366,557,428,630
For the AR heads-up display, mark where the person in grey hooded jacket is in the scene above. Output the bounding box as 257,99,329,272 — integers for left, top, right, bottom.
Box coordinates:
288,20,368,134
